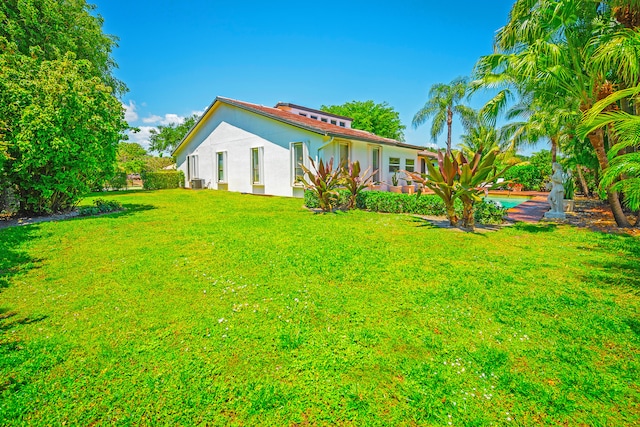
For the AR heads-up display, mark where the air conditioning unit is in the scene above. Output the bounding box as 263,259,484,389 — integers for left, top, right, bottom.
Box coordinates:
190,179,205,189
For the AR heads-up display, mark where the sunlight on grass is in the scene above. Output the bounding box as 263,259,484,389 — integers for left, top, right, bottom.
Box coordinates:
1,190,639,425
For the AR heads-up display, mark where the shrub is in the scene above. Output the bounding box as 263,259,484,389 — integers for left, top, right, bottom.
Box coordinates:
504,164,545,191
304,189,350,209
474,200,508,224
107,172,128,191
78,198,123,216
141,170,185,190
351,191,507,225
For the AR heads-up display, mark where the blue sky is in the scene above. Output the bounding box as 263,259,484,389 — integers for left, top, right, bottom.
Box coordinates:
94,0,519,152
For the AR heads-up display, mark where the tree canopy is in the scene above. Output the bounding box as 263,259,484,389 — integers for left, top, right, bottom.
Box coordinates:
320,101,406,141
0,0,127,214
149,114,200,154
0,0,125,94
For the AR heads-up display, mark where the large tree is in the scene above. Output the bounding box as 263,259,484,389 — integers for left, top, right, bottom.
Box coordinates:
0,53,126,213
149,114,200,154
320,100,406,141
412,76,475,152
0,0,127,214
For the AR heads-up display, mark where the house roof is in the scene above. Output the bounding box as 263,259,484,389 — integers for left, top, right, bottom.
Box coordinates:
173,96,428,155
274,102,353,121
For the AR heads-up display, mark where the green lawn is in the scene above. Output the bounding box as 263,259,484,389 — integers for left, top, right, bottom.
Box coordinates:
1,189,639,426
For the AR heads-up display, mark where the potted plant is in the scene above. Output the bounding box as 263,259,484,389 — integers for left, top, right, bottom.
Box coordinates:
563,174,575,212
369,181,387,191
402,178,414,194
389,172,402,193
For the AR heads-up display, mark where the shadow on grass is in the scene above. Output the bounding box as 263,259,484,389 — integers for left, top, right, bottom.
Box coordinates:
512,222,558,233
409,216,440,228
69,203,156,223
581,231,640,295
0,227,48,396
0,225,42,291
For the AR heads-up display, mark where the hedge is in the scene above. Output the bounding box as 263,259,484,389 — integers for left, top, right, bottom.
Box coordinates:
304,190,507,224
141,170,185,190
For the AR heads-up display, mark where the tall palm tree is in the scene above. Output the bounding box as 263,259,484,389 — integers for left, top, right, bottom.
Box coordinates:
412,76,475,152
579,85,640,224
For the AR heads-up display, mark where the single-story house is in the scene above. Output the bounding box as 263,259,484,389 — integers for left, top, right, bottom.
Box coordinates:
172,97,435,197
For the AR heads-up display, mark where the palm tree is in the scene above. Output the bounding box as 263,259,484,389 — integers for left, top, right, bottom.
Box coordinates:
412,76,475,152
473,0,635,227
579,85,640,224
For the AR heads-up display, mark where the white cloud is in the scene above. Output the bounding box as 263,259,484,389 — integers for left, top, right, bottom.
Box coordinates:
141,113,186,126
122,100,138,123
142,114,163,124
126,126,156,150
162,114,184,125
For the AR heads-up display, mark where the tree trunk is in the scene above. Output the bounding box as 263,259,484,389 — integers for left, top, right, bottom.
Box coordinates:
587,129,631,227
446,107,453,153
551,137,557,163
461,199,475,230
575,164,591,198
445,201,458,226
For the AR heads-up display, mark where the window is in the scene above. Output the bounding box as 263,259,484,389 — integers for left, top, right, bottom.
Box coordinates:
330,119,337,125
372,147,381,183
299,113,307,117
339,142,349,166
216,152,226,183
291,142,305,185
405,159,415,173
251,147,263,185
187,155,199,181
339,121,346,127
389,157,400,173
321,118,328,123
310,115,318,120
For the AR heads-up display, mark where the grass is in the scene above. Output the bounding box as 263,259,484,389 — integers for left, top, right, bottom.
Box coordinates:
1,189,639,426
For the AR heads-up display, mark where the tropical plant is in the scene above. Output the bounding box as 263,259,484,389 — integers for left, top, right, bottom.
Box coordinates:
472,0,637,227
407,149,511,229
563,174,576,200
391,173,399,187
413,76,475,152
298,157,342,212
578,84,640,223
340,160,376,210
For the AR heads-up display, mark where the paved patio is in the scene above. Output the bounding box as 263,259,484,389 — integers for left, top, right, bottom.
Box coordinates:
506,194,549,223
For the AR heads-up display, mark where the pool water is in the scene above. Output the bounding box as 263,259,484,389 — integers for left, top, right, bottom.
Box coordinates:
483,196,532,209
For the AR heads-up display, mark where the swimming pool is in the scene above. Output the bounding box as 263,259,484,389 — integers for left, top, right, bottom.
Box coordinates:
483,196,532,209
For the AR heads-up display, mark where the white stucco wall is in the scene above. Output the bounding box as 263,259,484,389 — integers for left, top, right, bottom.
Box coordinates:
175,103,329,197
175,102,421,197
322,140,419,186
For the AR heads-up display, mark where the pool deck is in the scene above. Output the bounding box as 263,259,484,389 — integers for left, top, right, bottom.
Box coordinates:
494,191,550,223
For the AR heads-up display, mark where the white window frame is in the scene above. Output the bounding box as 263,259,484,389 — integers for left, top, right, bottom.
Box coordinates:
370,145,381,183
405,158,415,173
251,147,264,185
290,142,308,186
337,142,350,167
187,154,199,181
216,151,227,183
389,157,400,173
